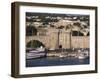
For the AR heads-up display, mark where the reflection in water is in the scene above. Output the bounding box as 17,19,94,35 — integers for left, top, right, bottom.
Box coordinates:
26,57,89,67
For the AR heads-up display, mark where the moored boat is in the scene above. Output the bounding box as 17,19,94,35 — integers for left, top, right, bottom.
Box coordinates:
77,50,89,59
26,48,46,59
78,54,86,59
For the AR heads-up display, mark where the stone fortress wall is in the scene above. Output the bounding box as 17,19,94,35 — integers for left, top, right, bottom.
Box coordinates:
26,28,89,49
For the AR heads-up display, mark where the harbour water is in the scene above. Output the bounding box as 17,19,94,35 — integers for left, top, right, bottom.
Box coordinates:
26,57,89,67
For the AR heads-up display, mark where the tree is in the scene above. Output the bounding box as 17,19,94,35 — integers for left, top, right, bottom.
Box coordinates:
73,22,81,27
26,26,37,36
57,26,64,29
72,31,84,36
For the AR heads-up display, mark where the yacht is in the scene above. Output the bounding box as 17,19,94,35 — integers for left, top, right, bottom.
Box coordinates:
26,48,46,59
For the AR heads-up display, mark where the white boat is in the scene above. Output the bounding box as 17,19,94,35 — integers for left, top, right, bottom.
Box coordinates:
78,52,88,59
59,54,63,58
77,49,89,59
26,48,46,59
78,54,85,59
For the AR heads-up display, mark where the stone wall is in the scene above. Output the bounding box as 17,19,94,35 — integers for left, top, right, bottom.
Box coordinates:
26,29,89,49
71,36,89,48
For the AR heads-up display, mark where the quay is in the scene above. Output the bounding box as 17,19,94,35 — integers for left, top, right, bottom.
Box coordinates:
46,48,89,58
26,48,89,59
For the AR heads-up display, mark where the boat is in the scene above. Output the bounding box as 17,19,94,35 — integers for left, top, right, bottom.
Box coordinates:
26,48,46,59
59,54,64,58
59,53,67,58
81,50,89,57
78,54,86,59
77,49,89,59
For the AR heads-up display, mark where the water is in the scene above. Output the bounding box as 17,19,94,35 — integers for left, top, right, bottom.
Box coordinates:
26,57,89,67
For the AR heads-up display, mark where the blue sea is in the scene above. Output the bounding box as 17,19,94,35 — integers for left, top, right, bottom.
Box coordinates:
26,57,89,67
